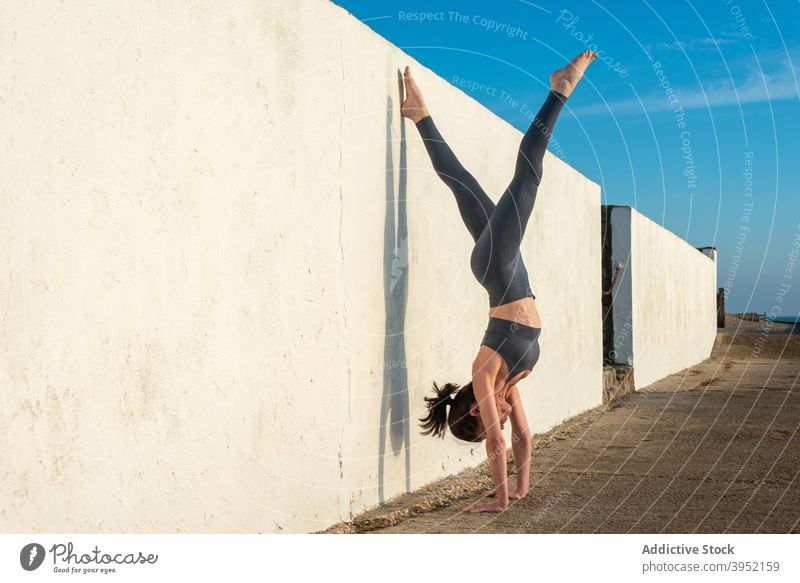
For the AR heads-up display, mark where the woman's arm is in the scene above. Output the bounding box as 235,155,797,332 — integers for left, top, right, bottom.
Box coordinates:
507,384,532,496
487,384,532,499
465,353,509,513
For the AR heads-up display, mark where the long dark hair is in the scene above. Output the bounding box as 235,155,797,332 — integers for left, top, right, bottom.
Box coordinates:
418,381,481,443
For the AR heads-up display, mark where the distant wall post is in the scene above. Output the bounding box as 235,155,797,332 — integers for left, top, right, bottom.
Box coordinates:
697,247,723,328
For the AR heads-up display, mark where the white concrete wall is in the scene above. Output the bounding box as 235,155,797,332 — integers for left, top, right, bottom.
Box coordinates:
608,206,717,388
0,0,602,533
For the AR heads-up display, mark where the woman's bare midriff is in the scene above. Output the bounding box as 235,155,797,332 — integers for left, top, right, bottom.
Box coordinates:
486,296,542,390
488,296,541,328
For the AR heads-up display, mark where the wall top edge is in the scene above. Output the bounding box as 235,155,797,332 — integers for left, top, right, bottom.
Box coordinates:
326,0,601,192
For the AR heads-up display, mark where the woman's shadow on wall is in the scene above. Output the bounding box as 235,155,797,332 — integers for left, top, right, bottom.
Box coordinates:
378,71,411,503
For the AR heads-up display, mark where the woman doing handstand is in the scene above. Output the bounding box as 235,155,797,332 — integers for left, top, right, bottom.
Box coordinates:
409,51,597,512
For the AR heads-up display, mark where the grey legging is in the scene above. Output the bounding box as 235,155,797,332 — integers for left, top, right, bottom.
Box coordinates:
414,89,567,307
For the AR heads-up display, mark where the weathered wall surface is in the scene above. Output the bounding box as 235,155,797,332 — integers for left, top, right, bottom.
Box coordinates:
607,206,717,389
0,0,602,533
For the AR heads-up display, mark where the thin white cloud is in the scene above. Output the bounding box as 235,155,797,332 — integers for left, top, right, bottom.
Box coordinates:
575,49,799,117
647,37,738,52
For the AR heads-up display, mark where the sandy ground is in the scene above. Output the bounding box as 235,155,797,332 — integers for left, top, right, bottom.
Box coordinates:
323,317,800,533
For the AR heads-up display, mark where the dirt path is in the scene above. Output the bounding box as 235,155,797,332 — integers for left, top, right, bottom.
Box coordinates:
325,326,800,533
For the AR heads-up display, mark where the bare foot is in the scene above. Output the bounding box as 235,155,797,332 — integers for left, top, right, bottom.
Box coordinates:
401,66,430,123
549,50,597,98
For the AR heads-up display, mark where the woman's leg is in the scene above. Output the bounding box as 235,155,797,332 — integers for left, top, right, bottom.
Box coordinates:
402,66,494,243
483,89,566,263
479,51,597,264
414,115,496,243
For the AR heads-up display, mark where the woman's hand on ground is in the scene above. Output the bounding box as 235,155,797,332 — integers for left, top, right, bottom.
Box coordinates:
464,500,508,513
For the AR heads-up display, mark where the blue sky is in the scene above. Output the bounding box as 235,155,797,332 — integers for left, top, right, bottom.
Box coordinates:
333,0,800,316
